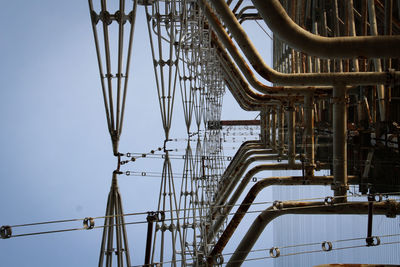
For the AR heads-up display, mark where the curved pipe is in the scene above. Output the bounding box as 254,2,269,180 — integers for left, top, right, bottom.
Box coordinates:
251,0,400,58
214,35,285,103
227,200,400,266
218,50,282,109
207,163,305,242
215,148,278,206
218,141,268,187
223,76,267,111
202,0,400,86
207,175,358,265
213,153,285,215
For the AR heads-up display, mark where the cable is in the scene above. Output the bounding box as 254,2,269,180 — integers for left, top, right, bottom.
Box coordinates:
6,192,400,231
5,198,400,239
221,236,400,265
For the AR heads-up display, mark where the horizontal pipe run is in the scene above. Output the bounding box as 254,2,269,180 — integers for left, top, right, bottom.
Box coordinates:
208,175,358,265
251,0,400,58
204,0,400,86
227,200,400,266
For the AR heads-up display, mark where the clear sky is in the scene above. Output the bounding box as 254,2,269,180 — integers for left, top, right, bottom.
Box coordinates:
0,1,268,266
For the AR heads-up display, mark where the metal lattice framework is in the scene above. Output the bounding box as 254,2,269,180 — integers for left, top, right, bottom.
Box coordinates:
3,1,400,267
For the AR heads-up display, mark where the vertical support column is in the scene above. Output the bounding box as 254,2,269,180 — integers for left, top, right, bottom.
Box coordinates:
271,106,277,151
287,102,296,166
266,107,271,147
260,111,267,147
278,105,285,156
368,0,386,122
332,84,348,202
304,93,315,177
348,0,360,72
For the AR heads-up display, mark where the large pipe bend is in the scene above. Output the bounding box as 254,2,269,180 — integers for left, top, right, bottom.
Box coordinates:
213,153,285,218
202,0,400,86
227,200,400,266
207,163,305,242
252,0,400,58
208,175,358,265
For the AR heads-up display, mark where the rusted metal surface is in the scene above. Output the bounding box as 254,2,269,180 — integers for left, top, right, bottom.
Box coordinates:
251,0,400,58
227,200,400,266
204,0,400,86
207,176,359,265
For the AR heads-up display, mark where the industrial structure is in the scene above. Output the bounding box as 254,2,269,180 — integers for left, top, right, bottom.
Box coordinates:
2,0,400,266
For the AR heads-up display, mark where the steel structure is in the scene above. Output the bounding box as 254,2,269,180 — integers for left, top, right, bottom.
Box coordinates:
2,0,400,266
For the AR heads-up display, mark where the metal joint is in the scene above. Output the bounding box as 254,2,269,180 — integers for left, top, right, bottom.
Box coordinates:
269,247,280,258
366,236,380,247
321,241,333,251
0,225,12,239
386,68,397,87
83,217,95,230
273,200,283,210
324,196,334,206
214,254,224,265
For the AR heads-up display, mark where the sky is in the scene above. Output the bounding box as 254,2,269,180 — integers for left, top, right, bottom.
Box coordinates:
0,1,272,266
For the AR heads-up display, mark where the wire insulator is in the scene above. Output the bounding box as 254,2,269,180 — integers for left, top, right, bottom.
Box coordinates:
0,225,12,239
269,247,280,258
321,241,333,251
83,217,95,230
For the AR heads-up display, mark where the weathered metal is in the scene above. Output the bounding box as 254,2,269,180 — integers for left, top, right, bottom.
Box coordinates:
251,0,400,58
203,0,400,86
227,200,400,266
207,176,359,265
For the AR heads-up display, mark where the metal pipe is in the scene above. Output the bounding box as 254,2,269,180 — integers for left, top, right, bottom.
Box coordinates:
207,163,305,242
348,0,360,72
215,39,286,107
332,84,348,202
278,105,285,156
368,0,386,121
260,111,267,145
215,141,268,201
251,0,400,58
227,200,400,266
304,92,315,176
271,107,277,150
287,102,296,166
266,108,271,146
213,152,282,215
201,0,400,86
207,175,358,265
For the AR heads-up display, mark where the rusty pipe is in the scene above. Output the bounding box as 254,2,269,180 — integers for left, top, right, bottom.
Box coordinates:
216,141,270,198
202,0,400,86
217,47,283,108
266,108,271,146
278,105,285,156
367,0,386,122
227,200,400,266
251,0,400,58
207,175,358,265
332,84,348,202
214,153,282,215
304,92,315,176
207,163,305,242
287,102,296,166
271,107,277,150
